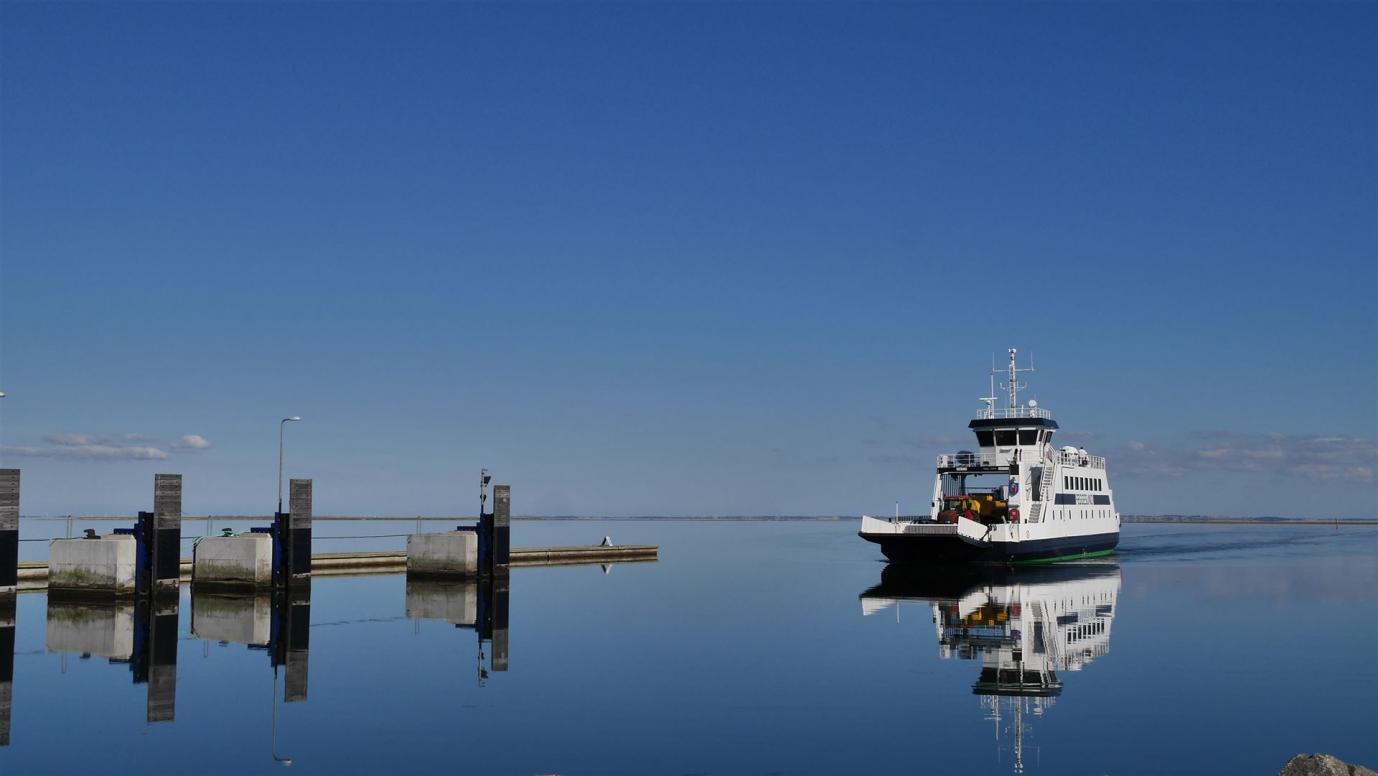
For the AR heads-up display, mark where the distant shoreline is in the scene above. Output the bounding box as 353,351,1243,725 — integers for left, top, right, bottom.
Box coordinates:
1120,516,1378,525
16,514,1378,525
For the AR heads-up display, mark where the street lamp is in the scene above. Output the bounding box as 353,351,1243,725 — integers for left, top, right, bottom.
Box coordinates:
278,417,301,514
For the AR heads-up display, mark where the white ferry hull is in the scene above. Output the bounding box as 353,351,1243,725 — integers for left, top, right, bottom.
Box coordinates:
858,515,1118,565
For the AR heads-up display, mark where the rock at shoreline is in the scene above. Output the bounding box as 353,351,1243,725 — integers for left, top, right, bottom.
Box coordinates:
1280,754,1377,776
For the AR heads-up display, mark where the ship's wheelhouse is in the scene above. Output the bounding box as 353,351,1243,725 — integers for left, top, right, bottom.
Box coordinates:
967,416,1059,466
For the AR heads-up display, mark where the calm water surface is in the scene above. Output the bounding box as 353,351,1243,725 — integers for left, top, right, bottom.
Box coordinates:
1,520,1375,774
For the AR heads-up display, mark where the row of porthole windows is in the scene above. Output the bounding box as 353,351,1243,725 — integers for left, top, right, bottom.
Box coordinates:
1064,476,1104,492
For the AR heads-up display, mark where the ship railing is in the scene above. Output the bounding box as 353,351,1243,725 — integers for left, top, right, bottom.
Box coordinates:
1054,451,1106,469
939,449,1106,469
937,451,1001,468
976,406,1053,420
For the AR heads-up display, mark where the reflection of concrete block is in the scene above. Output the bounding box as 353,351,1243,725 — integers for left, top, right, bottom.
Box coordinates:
405,579,477,625
192,593,271,645
49,536,137,595
193,534,272,589
406,532,477,578
45,601,135,658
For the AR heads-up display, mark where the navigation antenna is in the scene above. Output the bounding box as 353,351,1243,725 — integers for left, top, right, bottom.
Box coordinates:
994,347,1034,409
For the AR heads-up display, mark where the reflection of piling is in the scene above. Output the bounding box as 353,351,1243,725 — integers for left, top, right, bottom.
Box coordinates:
487,576,509,672
44,596,179,723
140,599,179,722
405,575,510,679
188,584,312,703
0,591,13,746
277,584,310,703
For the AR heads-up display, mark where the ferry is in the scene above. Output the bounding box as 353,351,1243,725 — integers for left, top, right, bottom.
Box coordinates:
859,349,1119,564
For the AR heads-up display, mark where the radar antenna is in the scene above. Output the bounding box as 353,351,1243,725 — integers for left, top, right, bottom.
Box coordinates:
979,374,997,417
994,347,1034,409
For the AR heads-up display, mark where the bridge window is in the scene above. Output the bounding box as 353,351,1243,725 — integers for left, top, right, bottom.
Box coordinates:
1018,430,1037,445
995,430,1016,446
975,430,993,446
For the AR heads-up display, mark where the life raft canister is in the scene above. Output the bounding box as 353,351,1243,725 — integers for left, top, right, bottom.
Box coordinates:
1010,507,1021,522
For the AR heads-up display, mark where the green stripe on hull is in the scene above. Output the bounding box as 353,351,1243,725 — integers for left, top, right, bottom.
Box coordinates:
1010,548,1117,566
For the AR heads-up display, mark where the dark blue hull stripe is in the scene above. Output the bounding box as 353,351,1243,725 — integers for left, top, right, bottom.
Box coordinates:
859,530,1120,564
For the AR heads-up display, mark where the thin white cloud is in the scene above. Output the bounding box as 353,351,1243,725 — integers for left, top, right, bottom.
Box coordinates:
1117,433,1376,483
3,444,169,461
5,432,213,462
173,434,213,450
44,433,97,447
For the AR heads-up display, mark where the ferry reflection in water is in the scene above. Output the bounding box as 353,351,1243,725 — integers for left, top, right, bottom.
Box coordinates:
405,576,510,683
45,596,180,723
861,564,1119,773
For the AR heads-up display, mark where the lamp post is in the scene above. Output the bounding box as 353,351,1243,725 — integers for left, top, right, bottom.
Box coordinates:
278,417,301,514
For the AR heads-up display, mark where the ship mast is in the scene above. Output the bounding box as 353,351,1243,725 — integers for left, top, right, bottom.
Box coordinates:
995,347,1034,410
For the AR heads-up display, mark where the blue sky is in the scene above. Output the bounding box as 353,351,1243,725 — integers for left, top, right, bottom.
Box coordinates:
1,2,1374,518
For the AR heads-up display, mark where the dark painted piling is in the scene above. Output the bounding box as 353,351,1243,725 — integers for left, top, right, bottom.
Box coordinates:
0,469,17,595
492,485,511,575
287,479,312,583
150,474,182,600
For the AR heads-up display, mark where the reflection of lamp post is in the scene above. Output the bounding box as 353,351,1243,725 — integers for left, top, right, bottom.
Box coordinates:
278,417,301,514
272,667,293,766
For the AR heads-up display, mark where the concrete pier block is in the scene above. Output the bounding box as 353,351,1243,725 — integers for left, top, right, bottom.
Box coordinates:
406,531,478,578
45,601,135,658
405,579,477,625
191,592,271,645
48,535,137,597
193,534,272,590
